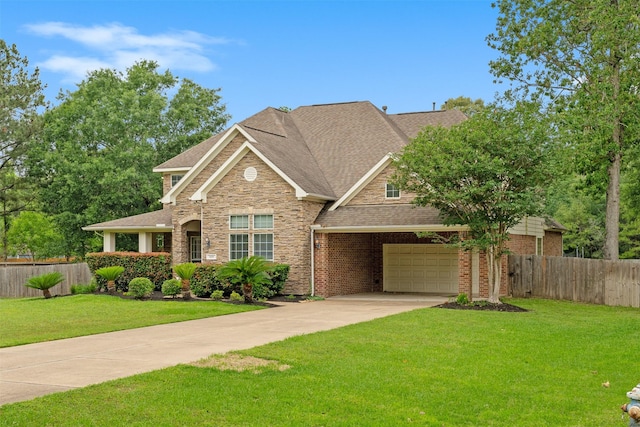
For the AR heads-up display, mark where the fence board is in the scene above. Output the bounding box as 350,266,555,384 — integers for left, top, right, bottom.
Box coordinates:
508,255,640,308
0,264,93,298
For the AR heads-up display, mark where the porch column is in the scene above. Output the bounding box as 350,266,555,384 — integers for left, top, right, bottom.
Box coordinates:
139,232,153,253
104,232,116,252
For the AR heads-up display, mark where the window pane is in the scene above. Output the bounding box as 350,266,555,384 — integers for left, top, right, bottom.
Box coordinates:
254,234,273,261
230,234,249,260
254,214,273,229
171,174,184,187
190,236,202,262
230,215,249,229
386,183,400,198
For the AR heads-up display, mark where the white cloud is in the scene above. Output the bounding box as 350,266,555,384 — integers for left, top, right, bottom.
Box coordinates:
23,22,230,79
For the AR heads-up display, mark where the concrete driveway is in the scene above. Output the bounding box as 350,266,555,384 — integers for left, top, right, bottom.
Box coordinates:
0,294,447,406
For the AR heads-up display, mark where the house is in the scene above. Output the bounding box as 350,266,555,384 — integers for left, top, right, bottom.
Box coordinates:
84,101,564,298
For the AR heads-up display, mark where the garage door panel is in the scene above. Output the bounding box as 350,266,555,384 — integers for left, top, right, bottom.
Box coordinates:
384,244,458,293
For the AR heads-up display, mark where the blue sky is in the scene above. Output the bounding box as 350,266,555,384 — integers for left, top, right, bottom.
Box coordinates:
1,0,502,123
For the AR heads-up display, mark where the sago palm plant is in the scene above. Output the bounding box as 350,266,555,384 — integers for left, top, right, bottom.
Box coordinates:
173,262,197,300
217,256,273,303
95,266,125,294
25,271,65,299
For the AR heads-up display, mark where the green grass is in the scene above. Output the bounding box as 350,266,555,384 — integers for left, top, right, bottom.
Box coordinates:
0,295,262,348
1,298,638,426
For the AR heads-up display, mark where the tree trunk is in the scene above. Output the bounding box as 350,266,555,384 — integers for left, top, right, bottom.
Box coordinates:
43,288,52,299
242,283,253,304
107,280,116,294
486,245,503,304
182,279,191,300
603,145,621,261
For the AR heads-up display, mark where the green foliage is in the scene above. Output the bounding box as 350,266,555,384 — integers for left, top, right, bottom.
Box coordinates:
210,290,224,301
126,277,154,299
217,256,274,303
25,271,64,299
23,61,230,257
6,211,65,260
441,96,485,116
267,264,289,296
95,266,125,282
86,252,172,291
173,262,197,281
190,263,223,298
487,0,640,259
70,283,97,295
393,102,553,302
229,291,243,302
161,279,181,298
455,293,470,305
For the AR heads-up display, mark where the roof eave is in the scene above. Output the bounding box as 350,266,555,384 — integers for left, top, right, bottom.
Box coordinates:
312,224,469,233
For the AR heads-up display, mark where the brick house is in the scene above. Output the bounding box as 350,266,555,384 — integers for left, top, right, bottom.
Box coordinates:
84,101,563,298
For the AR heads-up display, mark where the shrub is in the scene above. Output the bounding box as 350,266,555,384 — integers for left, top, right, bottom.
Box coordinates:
86,252,172,292
95,266,125,294
211,290,224,300
267,264,290,295
230,291,243,302
25,271,64,299
455,293,470,305
161,279,181,298
71,282,97,294
190,264,224,298
126,277,154,299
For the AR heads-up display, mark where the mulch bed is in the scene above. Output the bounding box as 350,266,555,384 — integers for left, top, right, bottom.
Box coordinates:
434,301,528,312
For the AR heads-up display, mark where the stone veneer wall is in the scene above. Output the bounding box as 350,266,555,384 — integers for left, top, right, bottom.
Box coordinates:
346,166,416,206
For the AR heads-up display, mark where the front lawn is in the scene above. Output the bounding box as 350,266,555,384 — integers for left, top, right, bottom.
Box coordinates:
1,298,638,425
0,295,262,348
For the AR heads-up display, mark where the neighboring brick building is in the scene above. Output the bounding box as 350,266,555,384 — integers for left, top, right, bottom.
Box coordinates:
84,101,564,298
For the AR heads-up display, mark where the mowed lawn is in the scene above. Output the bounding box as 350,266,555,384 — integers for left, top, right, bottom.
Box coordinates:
1,298,638,426
0,295,262,348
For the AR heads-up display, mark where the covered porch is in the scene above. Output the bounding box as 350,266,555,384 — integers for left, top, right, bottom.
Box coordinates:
83,209,173,253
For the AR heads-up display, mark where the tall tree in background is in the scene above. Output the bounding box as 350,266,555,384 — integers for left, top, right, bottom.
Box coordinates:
487,0,640,260
25,61,230,257
0,40,47,260
393,102,553,303
441,96,486,116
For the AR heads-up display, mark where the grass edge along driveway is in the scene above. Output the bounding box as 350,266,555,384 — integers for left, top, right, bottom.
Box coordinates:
1,298,638,426
0,294,262,348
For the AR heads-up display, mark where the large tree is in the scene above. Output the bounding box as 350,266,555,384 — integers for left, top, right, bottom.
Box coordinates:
25,61,230,256
487,0,640,260
392,103,553,303
0,41,47,259
441,96,486,116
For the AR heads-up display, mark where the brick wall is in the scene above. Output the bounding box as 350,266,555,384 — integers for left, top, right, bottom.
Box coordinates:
544,231,563,256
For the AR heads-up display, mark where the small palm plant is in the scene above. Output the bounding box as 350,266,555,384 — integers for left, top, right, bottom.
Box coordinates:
173,262,197,300
95,266,125,294
25,271,65,299
217,256,273,304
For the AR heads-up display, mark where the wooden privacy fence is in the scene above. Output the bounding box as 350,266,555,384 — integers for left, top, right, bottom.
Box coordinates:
0,263,93,298
509,255,640,308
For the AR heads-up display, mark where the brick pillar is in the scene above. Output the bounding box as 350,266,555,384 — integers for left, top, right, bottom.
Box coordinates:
313,233,329,297
457,232,472,297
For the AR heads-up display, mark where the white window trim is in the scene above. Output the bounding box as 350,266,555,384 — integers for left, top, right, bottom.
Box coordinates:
253,233,274,261
171,174,184,187
253,214,274,230
229,214,249,230
385,182,400,199
229,233,249,260
190,235,202,262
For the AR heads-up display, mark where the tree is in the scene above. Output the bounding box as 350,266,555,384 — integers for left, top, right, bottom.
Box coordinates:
217,256,273,304
173,262,197,300
441,96,485,116
25,61,230,256
95,266,125,294
0,41,47,259
392,103,552,303
487,0,640,260
7,211,64,261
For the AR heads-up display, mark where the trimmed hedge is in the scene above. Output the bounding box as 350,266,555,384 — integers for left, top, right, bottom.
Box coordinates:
190,263,224,298
86,252,172,292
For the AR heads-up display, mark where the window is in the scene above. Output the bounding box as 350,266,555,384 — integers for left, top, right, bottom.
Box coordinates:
230,234,249,260
254,214,273,229
385,183,400,199
254,234,274,260
171,174,184,187
230,215,249,229
190,236,202,262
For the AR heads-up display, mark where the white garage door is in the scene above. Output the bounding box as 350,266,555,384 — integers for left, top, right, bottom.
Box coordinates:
383,244,458,293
